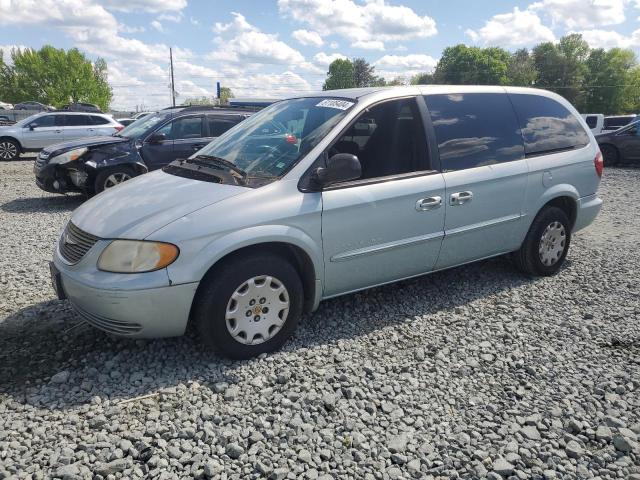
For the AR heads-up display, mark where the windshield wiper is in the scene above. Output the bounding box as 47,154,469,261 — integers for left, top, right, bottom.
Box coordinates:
191,154,248,180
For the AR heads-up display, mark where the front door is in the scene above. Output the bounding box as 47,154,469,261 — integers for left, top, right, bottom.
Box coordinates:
21,114,64,149
321,97,446,297
141,115,204,170
424,92,528,269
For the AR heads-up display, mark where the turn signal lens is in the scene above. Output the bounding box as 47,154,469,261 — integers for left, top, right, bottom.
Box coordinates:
97,240,179,273
594,150,604,178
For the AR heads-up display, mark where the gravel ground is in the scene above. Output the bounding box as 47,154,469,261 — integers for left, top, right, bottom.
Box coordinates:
0,160,639,480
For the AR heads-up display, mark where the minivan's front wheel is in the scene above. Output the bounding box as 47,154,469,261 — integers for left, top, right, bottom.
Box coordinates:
194,253,303,359
513,206,571,276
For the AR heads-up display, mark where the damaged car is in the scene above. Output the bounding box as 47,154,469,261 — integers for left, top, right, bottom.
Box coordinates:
34,106,253,195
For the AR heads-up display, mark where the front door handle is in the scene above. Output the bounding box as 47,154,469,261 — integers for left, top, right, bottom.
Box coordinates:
415,196,442,211
450,191,473,206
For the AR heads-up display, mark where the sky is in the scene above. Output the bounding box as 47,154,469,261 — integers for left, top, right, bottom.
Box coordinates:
1,0,640,110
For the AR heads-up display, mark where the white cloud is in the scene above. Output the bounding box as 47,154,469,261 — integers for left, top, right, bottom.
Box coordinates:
278,0,437,51
101,0,186,13
329,41,339,49
292,29,324,47
210,13,305,67
157,12,183,22
466,7,555,47
313,52,348,68
374,53,437,80
578,29,640,49
530,0,625,29
150,20,164,32
0,0,117,29
352,40,385,51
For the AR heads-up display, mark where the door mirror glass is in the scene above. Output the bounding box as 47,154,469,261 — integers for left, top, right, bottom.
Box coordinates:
148,132,167,144
313,153,362,188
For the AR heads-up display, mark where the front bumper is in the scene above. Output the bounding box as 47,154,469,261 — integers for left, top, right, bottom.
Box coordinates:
574,193,603,232
53,241,199,338
34,162,83,194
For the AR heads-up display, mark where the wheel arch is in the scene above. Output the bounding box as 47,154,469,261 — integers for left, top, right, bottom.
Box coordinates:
0,136,22,152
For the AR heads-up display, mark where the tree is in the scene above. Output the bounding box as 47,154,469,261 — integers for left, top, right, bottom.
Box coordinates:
352,58,377,87
410,72,436,84
219,86,234,105
0,46,113,110
584,48,636,114
533,34,590,109
323,59,356,90
508,49,537,86
433,44,510,85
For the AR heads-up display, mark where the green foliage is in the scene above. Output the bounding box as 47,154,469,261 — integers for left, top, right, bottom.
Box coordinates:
323,59,356,90
0,45,113,110
508,49,537,86
433,44,511,85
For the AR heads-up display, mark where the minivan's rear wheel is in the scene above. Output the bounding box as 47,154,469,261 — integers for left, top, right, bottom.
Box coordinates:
513,206,571,276
0,139,19,161
94,166,135,194
600,144,619,166
194,253,303,359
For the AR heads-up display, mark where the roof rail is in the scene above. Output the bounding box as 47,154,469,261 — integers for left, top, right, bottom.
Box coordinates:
160,104,268,112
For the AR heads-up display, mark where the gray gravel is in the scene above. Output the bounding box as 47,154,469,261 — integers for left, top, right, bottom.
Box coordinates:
1,160,639,479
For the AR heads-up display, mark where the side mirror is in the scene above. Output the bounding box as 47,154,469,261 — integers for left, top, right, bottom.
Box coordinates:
148,132,167,143
313,153,361,188
29,124,38,131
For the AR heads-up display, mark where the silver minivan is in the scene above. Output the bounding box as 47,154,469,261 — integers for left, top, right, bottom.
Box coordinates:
50,86,603,358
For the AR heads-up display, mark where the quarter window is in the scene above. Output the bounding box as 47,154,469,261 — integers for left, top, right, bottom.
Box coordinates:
509,94,589,157
90,115,110,125
330,98,428,180
425,93,524,171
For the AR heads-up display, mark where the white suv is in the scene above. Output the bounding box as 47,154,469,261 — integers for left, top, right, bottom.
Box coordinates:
0,112,123,160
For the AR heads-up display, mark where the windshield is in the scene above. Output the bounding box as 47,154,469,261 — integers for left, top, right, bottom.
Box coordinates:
195,97,355,179
117,112,165,139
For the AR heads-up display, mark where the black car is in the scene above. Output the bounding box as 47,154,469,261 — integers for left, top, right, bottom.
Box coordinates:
14,101,55,111
60,103,103,113
596,119,640,166
34,106,253,195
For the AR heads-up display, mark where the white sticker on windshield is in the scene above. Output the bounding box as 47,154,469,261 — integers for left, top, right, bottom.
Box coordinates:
316,99,354,110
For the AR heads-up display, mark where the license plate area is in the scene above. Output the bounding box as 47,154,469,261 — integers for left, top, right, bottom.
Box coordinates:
49,262,67,300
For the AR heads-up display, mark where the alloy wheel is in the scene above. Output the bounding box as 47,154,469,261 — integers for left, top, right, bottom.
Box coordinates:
225,275,290,345
0,141,17,160
103,172,132,189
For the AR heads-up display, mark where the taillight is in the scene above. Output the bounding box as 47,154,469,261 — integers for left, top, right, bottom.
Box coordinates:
594,150,604,178
115,125,124,132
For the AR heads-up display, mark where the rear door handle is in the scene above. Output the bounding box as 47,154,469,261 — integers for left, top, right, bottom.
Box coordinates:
450,191,473,206
415,196,442,211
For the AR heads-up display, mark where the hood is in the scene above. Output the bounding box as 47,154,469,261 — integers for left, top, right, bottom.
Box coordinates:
71,169,249,239
45,136,129,155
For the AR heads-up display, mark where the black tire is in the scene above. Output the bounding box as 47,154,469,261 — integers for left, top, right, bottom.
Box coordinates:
0,138,20,161
513,206,571,276
600,144,619,166
94,166,136,194
193,253,303,359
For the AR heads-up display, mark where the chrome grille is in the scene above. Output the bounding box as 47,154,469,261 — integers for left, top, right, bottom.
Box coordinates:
72,303,142,335
59,222,100,264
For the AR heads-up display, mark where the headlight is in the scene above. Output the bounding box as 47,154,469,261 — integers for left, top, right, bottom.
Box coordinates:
50,147,88,165
97,240,179,273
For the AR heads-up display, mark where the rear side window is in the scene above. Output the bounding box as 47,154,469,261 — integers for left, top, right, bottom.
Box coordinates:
604,116,634,129
64,115,91,127
585,116,597,129
510,94,589,157
90,115,110,125
207,116,241,137
425,93,524,171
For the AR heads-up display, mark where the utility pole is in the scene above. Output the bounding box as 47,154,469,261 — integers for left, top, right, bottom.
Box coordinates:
170,47,176,107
